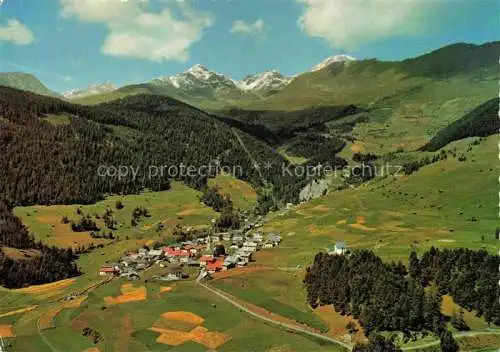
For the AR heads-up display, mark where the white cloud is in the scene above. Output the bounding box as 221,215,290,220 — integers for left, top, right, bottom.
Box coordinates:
59,0,214,62
231,19,265,36
298,0,440,48
0,19,34,45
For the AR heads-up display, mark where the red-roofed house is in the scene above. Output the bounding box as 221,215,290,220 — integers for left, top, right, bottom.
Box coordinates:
206,258,224,273
199,255,214,266
164,247,191,258
99,266,118,276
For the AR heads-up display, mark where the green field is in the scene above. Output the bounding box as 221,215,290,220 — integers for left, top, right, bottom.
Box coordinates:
212,269,328,332
207,173,258,211
2,280,347,352
13,181,216,250
261,135,497,265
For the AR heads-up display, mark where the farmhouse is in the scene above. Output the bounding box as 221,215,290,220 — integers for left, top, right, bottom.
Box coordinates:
199,255,214,266
99,266,118,276
207,258,224,273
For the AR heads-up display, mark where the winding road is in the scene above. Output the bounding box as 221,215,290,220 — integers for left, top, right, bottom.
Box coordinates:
197,280,354,351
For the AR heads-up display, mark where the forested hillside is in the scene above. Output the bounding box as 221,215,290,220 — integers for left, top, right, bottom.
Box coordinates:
0,87,349,287
304,249,500,340
0,87,314,207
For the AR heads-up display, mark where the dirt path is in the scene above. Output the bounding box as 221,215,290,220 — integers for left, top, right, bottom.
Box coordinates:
197,281,353,351
231,128,266,184
36,318,58,352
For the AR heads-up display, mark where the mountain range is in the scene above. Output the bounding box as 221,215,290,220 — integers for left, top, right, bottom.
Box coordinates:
0,42,497,115
0,53,358,108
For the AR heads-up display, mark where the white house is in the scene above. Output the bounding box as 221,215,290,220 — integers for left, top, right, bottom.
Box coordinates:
328,241,347,255
253,233,264,242
243,241,258,252
147,249,164,258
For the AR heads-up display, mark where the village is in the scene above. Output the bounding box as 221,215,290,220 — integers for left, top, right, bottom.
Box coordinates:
98,216,283,282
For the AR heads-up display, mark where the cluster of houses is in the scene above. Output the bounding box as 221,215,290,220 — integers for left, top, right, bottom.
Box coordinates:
98,229,282,280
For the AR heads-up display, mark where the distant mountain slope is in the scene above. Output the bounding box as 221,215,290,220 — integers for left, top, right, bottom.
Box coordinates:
253,41,499,111
0,72,59,97
311,54,356,72
237,70,293,95
400,42,500,78
63,83,117,99
422,98,500,151
73,66,294,109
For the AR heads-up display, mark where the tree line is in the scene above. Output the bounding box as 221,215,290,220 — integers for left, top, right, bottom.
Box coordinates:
0,201,80,288
304,248,499,350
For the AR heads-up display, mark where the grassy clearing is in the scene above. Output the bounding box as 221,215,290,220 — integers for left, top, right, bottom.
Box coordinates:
41,114,72,126
208,173,257,210
14,182,216,250
441,295,491,331
212,269,328,332
0,247,40,261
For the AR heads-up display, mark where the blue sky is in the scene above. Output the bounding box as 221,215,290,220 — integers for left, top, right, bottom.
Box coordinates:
0,0,498,93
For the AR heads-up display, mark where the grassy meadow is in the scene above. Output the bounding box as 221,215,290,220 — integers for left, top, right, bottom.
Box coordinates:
1,279,347,352
207,173,258,211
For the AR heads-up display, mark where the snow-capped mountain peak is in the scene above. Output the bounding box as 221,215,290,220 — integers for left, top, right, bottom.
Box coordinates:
236,70,293,92
149,65,293,96
185,64,212,79
150,65,237,91
63,83,117,99
311,55,356,72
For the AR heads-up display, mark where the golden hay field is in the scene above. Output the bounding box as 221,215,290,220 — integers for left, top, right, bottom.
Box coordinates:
0,306,37,318
150,310,231,350
14,278,76,300
0,325,14,337
104,284,147,305
160,311,204,326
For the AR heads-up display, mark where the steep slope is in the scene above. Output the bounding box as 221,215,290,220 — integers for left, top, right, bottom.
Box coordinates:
263,134,498,263
0,72,59,97
422,98,499,151
0,87,311,208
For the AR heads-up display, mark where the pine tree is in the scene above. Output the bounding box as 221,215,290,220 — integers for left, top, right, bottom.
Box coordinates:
408,251,421,279
450,309,469,331
439,329,459,352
